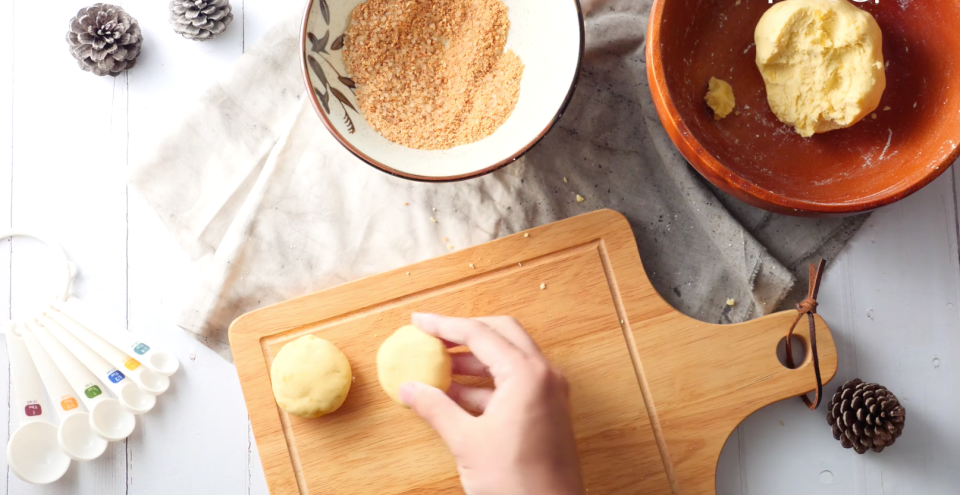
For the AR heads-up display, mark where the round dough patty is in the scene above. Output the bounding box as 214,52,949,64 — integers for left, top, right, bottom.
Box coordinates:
377,325,452,405
271,335,352,418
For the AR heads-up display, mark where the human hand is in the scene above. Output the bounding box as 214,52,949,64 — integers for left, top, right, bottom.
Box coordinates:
400,313,584,495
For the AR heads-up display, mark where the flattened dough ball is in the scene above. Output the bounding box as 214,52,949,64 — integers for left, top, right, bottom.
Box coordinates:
271,335,352,418
377,325,452,405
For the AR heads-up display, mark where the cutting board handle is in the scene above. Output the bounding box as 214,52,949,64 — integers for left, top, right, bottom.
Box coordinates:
630,306,838,495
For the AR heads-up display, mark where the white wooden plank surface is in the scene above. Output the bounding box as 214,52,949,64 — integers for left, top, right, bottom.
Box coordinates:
122,1,266,490
1,0,13,490
0,1,958,494
716,166,960,495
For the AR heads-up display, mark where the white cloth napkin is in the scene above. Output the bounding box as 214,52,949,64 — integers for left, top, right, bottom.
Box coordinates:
130,0,866,360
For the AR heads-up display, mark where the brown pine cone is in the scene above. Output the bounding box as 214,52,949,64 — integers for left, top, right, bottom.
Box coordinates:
826,379,906,454
66,4,142,77
169,0,234,41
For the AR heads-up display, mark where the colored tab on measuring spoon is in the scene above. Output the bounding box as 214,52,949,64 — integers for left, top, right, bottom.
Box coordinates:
21,324,107,462
54,297,179,376
38,314,155,415
45,307,169,395
29,321,136,442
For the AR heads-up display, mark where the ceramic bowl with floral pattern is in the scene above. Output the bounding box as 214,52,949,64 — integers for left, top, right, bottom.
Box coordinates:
300,0,584,181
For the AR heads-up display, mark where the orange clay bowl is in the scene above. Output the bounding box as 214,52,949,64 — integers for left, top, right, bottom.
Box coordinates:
647,0,960,216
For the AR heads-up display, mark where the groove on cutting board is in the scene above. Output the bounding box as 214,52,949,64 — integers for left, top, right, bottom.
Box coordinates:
258,240,602,495
596,239,679,494
276,391,309,495
259,240,602,349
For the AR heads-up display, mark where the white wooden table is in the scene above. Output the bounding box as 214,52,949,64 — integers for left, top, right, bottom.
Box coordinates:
1,1,958,494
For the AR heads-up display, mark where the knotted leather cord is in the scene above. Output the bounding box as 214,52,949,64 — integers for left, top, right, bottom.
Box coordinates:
785,259,827,410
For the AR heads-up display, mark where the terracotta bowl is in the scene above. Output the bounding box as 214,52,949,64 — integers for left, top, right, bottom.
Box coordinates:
300,0,583,181
647,0,960,216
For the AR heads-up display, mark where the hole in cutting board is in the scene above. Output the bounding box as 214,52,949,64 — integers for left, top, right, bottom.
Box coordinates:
775,335,807,369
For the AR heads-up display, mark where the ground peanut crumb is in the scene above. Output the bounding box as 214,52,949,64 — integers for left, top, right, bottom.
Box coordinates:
523,233,529,238
540,283,546,290
576,194,585,203
343,0,524,150
726,298,736,306
469,263,475,269
430,217,437,223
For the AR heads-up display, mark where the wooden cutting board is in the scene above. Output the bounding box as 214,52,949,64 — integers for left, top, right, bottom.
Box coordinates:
230,209,837,495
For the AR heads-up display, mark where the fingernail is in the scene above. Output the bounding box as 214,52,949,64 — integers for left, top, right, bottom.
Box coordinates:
399,382,420,406
411,313,439,328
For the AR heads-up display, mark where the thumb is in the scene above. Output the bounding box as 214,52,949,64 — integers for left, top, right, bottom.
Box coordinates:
400,382,470,442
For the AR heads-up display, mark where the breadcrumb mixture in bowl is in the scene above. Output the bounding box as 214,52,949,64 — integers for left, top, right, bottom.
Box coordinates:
343,0,524,150
300,0,584,181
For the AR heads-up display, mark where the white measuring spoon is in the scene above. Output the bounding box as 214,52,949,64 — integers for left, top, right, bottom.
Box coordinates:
20,324,108,461
4,326,71,484
28,320,136,442
45,308,170,395
53,297,179,377
38,315,156,415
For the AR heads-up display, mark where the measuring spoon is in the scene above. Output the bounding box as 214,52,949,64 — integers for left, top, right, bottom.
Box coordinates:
21,324,107,461
28,321,135,442
45,308,169,395
5,327,71,484
54,297,179,376
38,315,156,415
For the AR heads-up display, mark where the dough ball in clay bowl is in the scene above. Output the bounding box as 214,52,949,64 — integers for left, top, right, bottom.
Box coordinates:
647,0,960,214
754,0,885,137
271,335,353,418
377,325,452,405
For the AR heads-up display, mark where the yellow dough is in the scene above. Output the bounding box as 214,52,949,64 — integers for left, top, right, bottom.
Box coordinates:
376,325,452,405
270,335,352,418
755,0,885,137
705,77,736,120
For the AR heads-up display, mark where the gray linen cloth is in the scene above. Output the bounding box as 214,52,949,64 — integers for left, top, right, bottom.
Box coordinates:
130,0,865,360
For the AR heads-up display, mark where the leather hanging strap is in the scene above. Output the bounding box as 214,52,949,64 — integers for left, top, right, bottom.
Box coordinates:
785,259,827,410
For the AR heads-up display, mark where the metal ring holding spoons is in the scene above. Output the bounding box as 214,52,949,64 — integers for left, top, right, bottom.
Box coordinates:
2,231,180,382
0,231,73,305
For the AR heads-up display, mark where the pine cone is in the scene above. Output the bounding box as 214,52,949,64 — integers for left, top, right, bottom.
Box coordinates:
66,4,142,77
826,379,906,454
169,0,234,41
